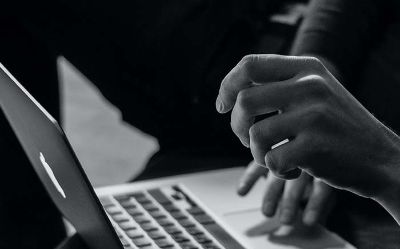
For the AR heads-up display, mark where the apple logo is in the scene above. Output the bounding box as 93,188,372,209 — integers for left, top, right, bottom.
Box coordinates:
40,152,66,198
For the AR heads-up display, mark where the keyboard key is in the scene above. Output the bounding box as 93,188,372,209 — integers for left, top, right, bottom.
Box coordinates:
125,229,144,239
115,194,131,201
170,211,187,220
164,226,182,235
130,192,146,199
157,218,174,227
149,210,167,219
140,223,159,232
171,234,190,243
179,242,199,249
134,195,152,204
137,199,152,205
133,216,151,224
154,215,169,222
126,208,144,217
113,214,130,223
203,243,222,249
193,234,212,244
163,204,180,212
186,227,203,235
119,200,137,209
192,214,215,225
154,238,174,248
178,219,196,228
119,221,137,231
105,206,122,215
148,189,172,205
187,207,205,215
142,203,159,212
148,230,166,240
132,237,152,247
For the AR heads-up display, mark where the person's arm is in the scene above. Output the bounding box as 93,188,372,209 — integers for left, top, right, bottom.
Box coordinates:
216,54,400,225
291,0,384,84
235,0,385,226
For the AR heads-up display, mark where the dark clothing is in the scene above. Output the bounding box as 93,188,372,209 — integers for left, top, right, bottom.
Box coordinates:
292,0,400,130
292,0,400,248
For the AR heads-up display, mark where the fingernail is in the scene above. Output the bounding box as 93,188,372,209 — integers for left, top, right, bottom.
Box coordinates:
303,210,318,226
237,183,246,196
262,203,274,216
216,96,224,113
280,209,294,224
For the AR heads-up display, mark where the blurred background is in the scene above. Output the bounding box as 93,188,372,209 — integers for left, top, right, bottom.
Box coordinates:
59,57,159,187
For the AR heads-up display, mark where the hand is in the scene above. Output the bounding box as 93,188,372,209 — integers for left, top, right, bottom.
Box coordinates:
238,161,335,226
216,54,400,219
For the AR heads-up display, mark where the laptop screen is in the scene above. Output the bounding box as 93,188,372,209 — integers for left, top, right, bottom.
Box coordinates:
0,63,122,249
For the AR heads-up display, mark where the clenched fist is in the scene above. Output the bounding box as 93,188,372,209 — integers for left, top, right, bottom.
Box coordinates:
216,54,400,224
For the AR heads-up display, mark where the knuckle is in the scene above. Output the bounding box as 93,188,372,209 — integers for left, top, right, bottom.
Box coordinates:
305,104,330,125
236,89,253,113
265,152,280,173
241,54,258,65
249,124,262,145
300,74,331,99
230,118,242,137
304,56,325,72
240,54,259,77
301,133,321,158
296,133,309,148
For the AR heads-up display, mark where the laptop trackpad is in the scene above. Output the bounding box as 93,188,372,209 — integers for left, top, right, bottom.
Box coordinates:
223,209,355,249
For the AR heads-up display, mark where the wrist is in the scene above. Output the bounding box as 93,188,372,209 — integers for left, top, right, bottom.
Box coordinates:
375,184,400,226
373,143,400,225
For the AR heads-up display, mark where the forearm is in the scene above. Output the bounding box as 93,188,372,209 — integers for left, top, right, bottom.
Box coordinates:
375,171,400,225
291,0,382,84
371,128,400,225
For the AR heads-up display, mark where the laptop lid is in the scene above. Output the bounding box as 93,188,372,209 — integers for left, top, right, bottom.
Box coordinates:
0,63,122,249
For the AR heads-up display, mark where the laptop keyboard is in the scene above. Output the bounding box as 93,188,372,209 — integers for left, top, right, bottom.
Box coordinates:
100,185,245,249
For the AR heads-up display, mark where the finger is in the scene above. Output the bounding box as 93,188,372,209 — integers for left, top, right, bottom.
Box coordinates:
238,161,268,196
262,174,285,217
262,133,308,180
279,172,311,224
230,80,294,147
216,54,320,113
248,110,303,167
230,73,332,147
303,179,334,226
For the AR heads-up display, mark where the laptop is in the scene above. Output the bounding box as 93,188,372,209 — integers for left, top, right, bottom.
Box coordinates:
0,63,355,249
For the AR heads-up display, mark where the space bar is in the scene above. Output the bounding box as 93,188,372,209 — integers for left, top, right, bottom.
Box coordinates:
202,223,245,249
